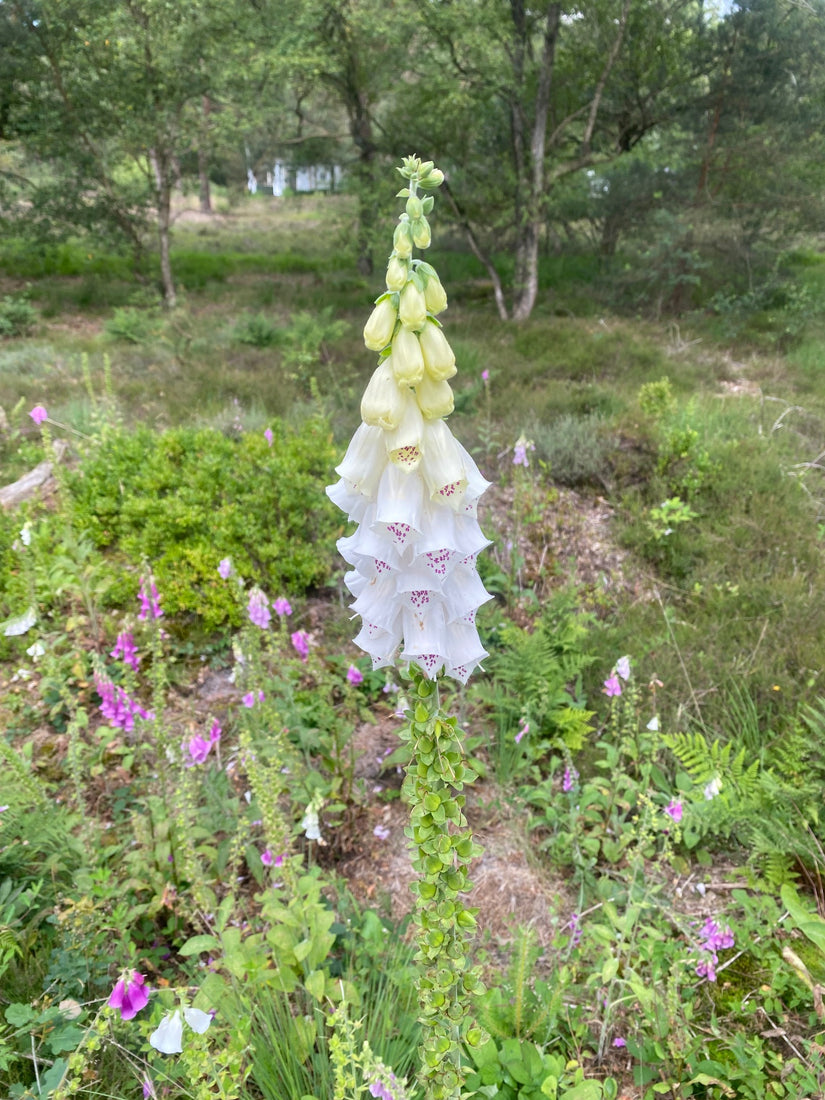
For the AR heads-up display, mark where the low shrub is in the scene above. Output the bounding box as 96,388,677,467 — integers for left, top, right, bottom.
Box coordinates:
64,415,341,628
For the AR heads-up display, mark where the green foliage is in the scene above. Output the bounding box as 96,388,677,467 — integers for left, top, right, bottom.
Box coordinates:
103,306,162,345
232,312,280,347
531,414,614,487
63,415,339,627
465,1038,616,1100
0,297,37,339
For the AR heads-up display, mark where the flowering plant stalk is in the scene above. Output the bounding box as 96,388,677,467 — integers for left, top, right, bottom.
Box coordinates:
327,156,490,1099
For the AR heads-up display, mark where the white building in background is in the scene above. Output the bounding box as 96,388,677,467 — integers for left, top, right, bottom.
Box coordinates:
269,161,343,197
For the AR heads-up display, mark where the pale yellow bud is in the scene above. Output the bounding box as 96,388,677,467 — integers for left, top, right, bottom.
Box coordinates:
393,221,413,258
363,298,397,351
412,218,431,249
406,195,423,219
399,282,427,331
360,358,407,431
415,374,454,420
423,275,448,315
419,322,456,381
422,168,444,188
385,255,408,292
391,327,425,385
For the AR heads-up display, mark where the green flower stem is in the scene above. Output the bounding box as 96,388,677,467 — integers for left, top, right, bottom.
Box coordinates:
401,665,485,1100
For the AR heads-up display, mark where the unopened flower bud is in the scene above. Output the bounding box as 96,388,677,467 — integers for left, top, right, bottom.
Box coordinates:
361,358,408,430
416,374,454,420
393,220,413,258
399,282,427,330
421,168,444,188
424,274,448,315
385,255,408,292
391,328,425,385
412,218,431,249
406,195,423,219
363,297,397,351
419,322,456,381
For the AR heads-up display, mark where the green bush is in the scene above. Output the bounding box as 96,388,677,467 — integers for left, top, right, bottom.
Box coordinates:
0,296,37,338
64,415,341,629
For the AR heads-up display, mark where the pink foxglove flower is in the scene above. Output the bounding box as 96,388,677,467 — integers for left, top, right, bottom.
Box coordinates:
264,428,273,447
346,664,364,685
108,970,149,1020
291,630,310,661
111,631,140,671
247,588,271,629
273,596,292,616
138,576,163,621
664,799,683,823
260,849,273,866
603,674,622,697
218,557,232,579
327,164,492,685
29,405,48,425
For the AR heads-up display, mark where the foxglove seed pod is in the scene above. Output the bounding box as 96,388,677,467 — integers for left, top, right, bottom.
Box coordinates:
361,357,407,430
399,282,427,331
415,373,454,420
386,255,408,292
419,321,456,381
391,327,426,385
363,297,397,351
423,274,448,315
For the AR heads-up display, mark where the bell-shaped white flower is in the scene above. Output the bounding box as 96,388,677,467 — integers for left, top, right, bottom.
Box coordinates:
363,298,397,351
361,358,408,431
391,327,425,386
333,422,387,498
149,1010,183,1055
415,373,454,420
424,274,448,315
183,1007,212,1035
419,419,467,508
386,392,424,470
419,322,456,381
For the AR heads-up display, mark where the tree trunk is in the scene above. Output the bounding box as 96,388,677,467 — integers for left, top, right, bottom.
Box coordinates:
151,148,177,309
198,95,212,213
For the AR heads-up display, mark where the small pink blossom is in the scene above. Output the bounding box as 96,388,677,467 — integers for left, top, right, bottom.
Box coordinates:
218,557,232,579
247,589,271,629
138,576,163,621
208,719,221,743
273,597,292,617
481,369,489,382
29,405,48,425
273,853,285,867
108,970,149,1020
291,630,310,661
264,428,273,447
242,690,265,708
184,734,213,766
346,664,364,685
664,799,683,823
612,1037,626,1049
562,766,578,793
373,824,390,840
515,718,529,744
603,674,622,697
110,631,140,671
260,849,273,866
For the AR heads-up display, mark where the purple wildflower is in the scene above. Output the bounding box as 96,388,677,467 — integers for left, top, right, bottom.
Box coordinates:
208,719,221,743
29,405,48,425
143,1075,156,1100
664,799,683,823
515,718,529,744
481,369,489,382
108,970,149,1020
95,675,153,733
247,588,271,629
347,664,364,686
264,428,273,447
612,1037,626,1049
567,912,582,948
562,766,578,793
184,734,213,766
272,596,292,617
138,576,163,621
615,656,631,681
693,917,734,982
218,557,232,580
291,630,310,661
261,849,273,866
603,674,622,697
513,435,535,467
374,824,390,840
110,631,139,671
242,690,265,708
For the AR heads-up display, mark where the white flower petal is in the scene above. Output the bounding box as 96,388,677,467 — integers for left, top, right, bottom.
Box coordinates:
183,1007,212,1034
149,1011,183,1055
3,607,37,637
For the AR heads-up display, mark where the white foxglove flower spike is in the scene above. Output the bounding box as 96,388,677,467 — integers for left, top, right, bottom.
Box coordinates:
327,156,492,684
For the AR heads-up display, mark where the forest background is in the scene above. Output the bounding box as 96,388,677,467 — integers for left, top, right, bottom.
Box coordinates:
4,1,825,1099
